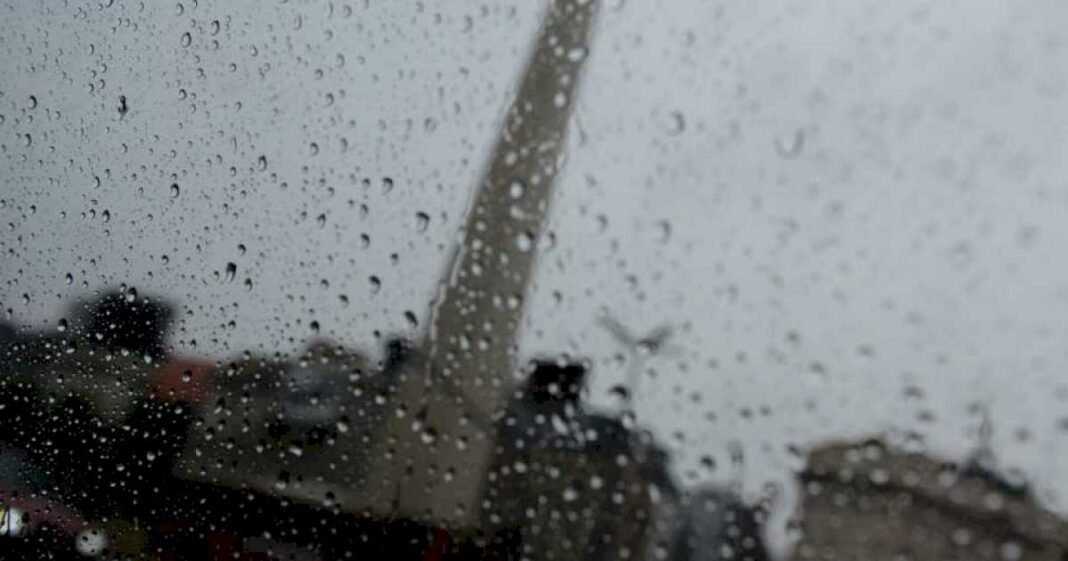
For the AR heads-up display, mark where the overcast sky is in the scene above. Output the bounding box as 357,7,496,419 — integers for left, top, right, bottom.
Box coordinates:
5,0,1068,554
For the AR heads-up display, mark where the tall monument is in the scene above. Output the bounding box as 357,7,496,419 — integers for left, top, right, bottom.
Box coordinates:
357,0,601,528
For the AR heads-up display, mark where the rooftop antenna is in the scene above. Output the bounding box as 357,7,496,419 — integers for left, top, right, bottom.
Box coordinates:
970,401,996,471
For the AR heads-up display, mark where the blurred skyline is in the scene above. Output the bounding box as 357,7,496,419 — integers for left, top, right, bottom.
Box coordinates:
5,0,1068,553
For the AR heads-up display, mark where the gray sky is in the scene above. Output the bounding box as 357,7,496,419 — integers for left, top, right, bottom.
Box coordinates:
5,0,1068,554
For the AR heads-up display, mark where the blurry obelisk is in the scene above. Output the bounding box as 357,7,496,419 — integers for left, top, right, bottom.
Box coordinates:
357,0,600,529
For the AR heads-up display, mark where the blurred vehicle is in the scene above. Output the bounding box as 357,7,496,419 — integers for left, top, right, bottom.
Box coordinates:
0,443,110,559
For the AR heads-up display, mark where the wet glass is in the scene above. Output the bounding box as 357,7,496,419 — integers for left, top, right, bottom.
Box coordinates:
3,1,1068,560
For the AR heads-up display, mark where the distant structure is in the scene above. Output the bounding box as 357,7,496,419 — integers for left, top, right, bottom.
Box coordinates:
482,359,673,560
791,438,1068,561
665,487,770,561
355,0,602,528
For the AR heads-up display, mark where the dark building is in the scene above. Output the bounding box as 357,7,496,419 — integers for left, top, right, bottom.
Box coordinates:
482,359,672,560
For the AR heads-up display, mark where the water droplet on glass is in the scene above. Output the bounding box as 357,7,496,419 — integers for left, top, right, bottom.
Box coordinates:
180,32,192,47
64,273,73,285
774,128,805,159
224,262,237,282
369,276,381,293
508,180,525,199
515,231,534,252
415,212,430,232
664,111,686,136
169,183,180,198
657,220,672,243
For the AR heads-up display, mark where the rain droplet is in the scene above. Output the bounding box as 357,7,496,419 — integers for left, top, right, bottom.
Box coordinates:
774,129,805,159
180,32,192,47
566,46,588,62
657,220,672,243
515,231,534,252
404,310,418,329
169,183,180,198
316,213,327,228
369,276,381,293
64,273,73,285
664,111,686,136
415,212,430,232
224,262,237,282
609,384,631,402
508,180,525,199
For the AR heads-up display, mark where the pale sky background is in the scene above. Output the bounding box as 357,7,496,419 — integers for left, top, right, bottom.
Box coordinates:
5,0,1068,555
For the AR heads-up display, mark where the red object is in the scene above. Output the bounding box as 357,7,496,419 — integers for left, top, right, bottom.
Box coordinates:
0,490,87,535
151,356,214,404
422,528,452,561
